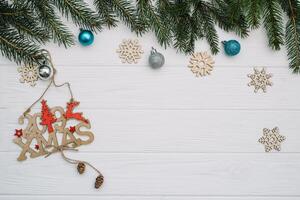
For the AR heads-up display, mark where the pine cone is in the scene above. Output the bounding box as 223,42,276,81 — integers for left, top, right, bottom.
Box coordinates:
77,162,85,174
95,175,104,189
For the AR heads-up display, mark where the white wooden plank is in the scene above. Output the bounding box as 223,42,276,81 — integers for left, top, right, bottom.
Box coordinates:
0,26,289,67
1,66,299,110
1,109,299,153
0,153,299,195
0,196,299,200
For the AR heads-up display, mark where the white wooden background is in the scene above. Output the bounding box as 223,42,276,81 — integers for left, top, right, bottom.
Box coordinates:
1,11,300,200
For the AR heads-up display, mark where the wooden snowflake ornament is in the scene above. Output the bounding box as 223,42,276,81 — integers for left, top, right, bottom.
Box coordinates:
116,39,144,64
188,52,215,77
18,64,39,86
258,127,285,152
248,68,273,93
13,99,94,161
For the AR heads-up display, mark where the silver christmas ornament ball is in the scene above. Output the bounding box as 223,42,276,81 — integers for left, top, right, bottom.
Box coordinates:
149,47,165,69
38,63,53,80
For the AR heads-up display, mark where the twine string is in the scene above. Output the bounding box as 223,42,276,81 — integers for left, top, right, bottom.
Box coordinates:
20,50,103,188
45,143,103,177
22,49,74,116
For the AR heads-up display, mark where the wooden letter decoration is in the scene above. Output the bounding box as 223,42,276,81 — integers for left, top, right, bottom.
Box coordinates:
13,99,94,161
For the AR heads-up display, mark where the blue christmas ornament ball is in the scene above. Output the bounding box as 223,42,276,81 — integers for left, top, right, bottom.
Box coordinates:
78,29,94,46
223,40,241,56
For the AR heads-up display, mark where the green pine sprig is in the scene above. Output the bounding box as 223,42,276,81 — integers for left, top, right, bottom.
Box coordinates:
262,0,284,50
0,26,41,65
284,0,300,73
94,0,118,28
108,0,145,34
210,0,249,38
137,0,172,48
0,1,49,43
28,0,75,47
244,0,262,29
0,0,300,73
193,1,219,54
53,0,102,31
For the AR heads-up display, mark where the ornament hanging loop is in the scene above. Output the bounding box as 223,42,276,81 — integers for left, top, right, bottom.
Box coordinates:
151,47,157,55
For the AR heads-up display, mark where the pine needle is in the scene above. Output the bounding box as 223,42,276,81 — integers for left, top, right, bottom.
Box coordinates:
0,26,41,65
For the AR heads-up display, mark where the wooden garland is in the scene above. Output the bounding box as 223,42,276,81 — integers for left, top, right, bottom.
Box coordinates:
12,49,104,189
13,99,94,161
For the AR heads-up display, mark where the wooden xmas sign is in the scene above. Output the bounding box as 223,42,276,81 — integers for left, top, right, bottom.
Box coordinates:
13,99,94,161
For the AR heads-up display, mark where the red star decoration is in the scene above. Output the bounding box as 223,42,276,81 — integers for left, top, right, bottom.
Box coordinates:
69,126,76,133
14,129,23,138
35,144,39,150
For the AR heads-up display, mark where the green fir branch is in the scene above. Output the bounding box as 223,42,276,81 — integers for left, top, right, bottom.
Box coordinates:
193,1,219,54
172,1,194,54
137,0,172,47
53,0,102,31
93,0,118,28
109,0,144,34
210,0,248,38
0,0,299,74
244,0,262,29
285,0,300,73
225,0,249,37
262,0,284,50
29,0,74,47
0,2,49,43
0,26,41,65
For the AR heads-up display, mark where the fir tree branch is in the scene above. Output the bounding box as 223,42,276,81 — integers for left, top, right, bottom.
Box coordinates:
0,0,299,74
0,26,41,65
108,0,144,34
172,1,194,54
210,0,248,38
137,0,172,47
52,0,102,31
29,0,74,47
262,0,284,50
136,0,152,31
225,0,249,37
93,0,118,28
173,16,193,54
285,0,300,73
279,0,290,15
0,2,49,43
244,0,262,29
193,1,219,54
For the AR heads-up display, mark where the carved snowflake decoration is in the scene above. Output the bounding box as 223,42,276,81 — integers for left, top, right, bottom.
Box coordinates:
188,52,214,77
18,64,39,86
116,39,144,64
248,68,272,93
258,127,285,152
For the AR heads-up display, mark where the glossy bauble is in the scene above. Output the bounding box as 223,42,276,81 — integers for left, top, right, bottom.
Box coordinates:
222,40,241,56
148,47,165,69
38,62,53,80
78,29,94,46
